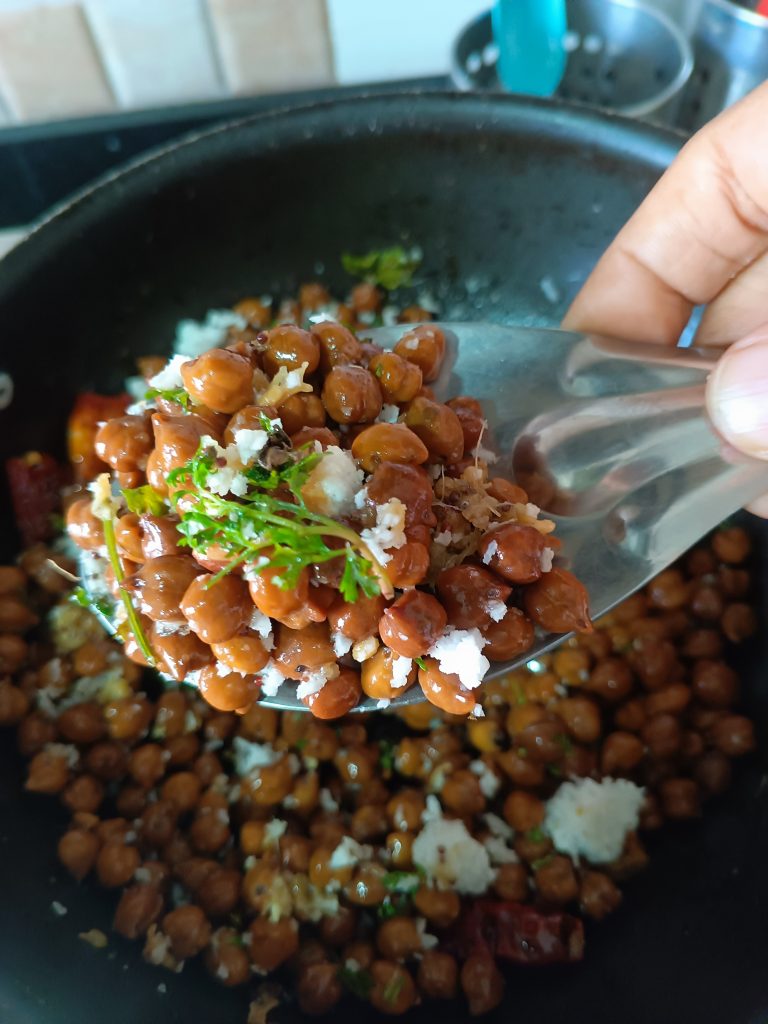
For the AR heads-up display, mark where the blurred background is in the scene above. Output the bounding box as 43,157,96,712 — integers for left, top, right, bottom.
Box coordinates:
0,0,767,251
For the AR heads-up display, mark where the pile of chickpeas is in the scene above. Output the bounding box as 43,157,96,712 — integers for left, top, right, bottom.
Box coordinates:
0,284,759,1018
63,283,589,719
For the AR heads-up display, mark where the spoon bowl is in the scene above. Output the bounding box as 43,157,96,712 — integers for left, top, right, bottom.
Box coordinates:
82,324,768,712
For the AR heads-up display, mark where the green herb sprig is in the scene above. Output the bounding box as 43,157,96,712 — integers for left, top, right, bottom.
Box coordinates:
341,246,421,290
338,966,374,999
167,440,393,601
145,386,190,408
122,484,166,517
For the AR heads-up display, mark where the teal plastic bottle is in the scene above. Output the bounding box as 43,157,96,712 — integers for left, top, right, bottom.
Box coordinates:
492,0,568,98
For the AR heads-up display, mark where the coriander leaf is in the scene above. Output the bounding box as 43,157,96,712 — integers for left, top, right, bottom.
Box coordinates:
531,854,554,871
378,739,395,773
338,966,374,1000
71,586,113,620
373,363,384,378
525,825,546,843
122,484,166,516
145,386,190,408
382,972,405,1005
341,246,421,290
377,893,412,919
414,656,427,671
382,871,421,893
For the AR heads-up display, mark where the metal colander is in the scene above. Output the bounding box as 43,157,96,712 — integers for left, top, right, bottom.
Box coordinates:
451,0,694,123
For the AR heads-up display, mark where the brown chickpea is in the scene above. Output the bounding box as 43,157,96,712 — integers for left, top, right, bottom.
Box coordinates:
692,659,739,708
94,413,153,473
62,774,105,813
312,320,363,371
233,295,272,326
140,799,179,848
127,743,165,787
647,568,689,610
0,680,29,725
580,871,622,920
416,950,459,1000
104,695,154,741
721,602,757,643
197,664,260,712
413,886,461,927
180,573,251,645
478,525,545,587
694,750,732,795
111,513,144,563
297,962,343,1016
481,608,536,661
0,565,26,593
368,463,435,535
126,555,199,623
180,349,253,413
241,755,294,807
278,392,326,434
151,412,215,477
446,395,485,451
556,696,601,743
718,566,750,598
659,777,700,819
644,683,691,717
247,916,299,972
403,396,464,462
261,324,320,375
690,584,724,621
65,497,105,551
460,954,505,1017
370,960,418,1015
710,715,756,757
165,732,202,767
379,590,447,659
17,713,57,756
442,769,486,815
503,790,545,832
535,854,579,904
628,635,681,691
351,423,429,473
152,627,213,682
197,867,241,918
190,805,231,855
586,657,634,701
493,861,529,902
641,713,681,759
385,831,414,869
153,690,189,739
517,718,567,764
376,917,422,961
322,364,382,424
437,564,511,630
162,904,212,960
0,635,28,674
274,620,334,678
208,634,267,676
319,906,358,948
26,749,71,794
368,350,423,403
221,402,277,444
418,660,477,716
84,741,127,781
58,828,100,881
161,771,202,813
394,325,446,382
113,884,164,939
327,592,386,641
386,789,426,831
205,927,251,986
712,526,751,564
601,731,645,775
382,542,429,587
304,668,363,719
361,646,417,701
96,840,140,888
523,567,593,633
248,563,311,624
138,513,181,559
613,697,647,733
116,784,148,818
57,702,106,744
290,425,337,451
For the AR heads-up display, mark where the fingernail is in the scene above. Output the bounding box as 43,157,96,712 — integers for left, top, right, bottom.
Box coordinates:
707,336,768,458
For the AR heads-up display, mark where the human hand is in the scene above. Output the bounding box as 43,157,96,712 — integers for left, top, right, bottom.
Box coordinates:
563,82,768,516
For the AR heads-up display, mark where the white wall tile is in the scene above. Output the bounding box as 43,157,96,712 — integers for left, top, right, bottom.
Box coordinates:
326,0,487,84
206,0,334,95
83,0,224,108
0,3,114,121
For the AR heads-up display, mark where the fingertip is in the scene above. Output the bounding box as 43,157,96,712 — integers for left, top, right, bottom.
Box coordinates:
706,333,768,459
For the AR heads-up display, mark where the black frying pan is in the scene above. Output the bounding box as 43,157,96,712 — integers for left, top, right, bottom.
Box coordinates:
0,91,766,1024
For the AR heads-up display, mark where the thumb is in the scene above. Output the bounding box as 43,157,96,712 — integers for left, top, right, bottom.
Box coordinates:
706,330,768,461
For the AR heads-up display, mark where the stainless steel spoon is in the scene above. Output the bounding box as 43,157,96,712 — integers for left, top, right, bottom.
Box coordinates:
81,324,768,713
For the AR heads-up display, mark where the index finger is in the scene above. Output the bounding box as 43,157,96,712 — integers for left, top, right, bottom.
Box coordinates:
563,82,768,344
